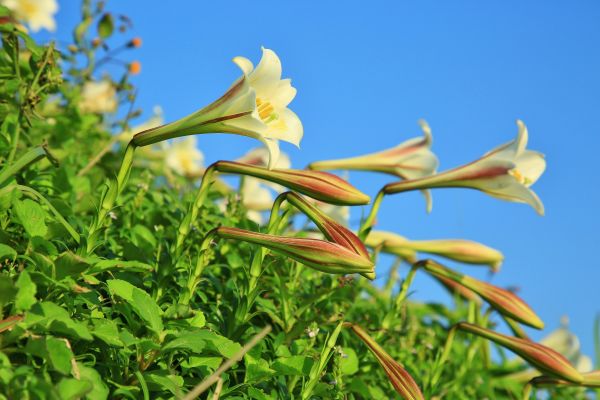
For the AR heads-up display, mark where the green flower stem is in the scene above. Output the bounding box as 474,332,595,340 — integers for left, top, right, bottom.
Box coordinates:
358,189,385,241
85,142,136,254
302,320,344,400
394,264,419,310
180,229,218,305
430,325,458,388
173,165,216,260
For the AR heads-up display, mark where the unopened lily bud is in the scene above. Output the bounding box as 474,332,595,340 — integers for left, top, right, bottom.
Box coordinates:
215,227,375,278
364,231,417,262
434,275,482,305
284,192,368,258
419,260,543,329
531,370,600,388
214,161,370,205
133,48,303,169
384,120,546,215
456,322,583,383
349,324,424,400
309,120,438,181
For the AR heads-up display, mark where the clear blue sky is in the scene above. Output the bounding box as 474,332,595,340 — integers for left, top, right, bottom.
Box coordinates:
45,1,600,359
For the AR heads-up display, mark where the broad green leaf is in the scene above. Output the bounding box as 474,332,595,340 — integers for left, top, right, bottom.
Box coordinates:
24,302,93,341
180,356,222,370
56,377,93,400
55,252,91,280
189,330,241,358
0,275,16,308
107,279,163,333
15,270,36,311
340,347,359,375
244,352,275,383
46,336,74,375
144,373,184,396
78,364,109,400
0,244,16,261
91,318,123,347
272,355,314,376
162,332,206,354
12,198,48,237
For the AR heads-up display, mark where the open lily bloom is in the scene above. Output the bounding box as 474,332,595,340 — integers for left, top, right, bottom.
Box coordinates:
384,120,546,215
164,136,205,178
309,120,438,180
133,48,303,169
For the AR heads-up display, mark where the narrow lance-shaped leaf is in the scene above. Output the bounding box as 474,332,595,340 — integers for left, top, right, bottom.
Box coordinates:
349,324,424,400
419,259,543,329
456,322,583,383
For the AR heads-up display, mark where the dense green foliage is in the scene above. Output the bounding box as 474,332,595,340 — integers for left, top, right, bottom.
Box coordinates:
0,2,598,399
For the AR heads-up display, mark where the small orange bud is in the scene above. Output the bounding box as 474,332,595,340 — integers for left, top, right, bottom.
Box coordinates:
91,38,102,48
128,37,142,48
128,61,141,75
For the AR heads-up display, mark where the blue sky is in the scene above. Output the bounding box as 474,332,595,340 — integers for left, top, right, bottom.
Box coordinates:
44,1,600,358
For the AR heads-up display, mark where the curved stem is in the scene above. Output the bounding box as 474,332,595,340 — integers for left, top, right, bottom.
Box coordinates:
173,165,216,260
85,142,136,255
358,189,385,241
180,229,218,305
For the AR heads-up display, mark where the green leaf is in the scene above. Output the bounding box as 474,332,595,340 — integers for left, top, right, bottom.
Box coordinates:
340,347,359,375
55,251,91,280
244,352,275,383
0,243,16,261
24,302,93,341
107,279,163,333
78,364,109,400
15,270,36,311
144,373,184,396
56,377,93,400
88,259,153,275
97,13,114,39
12,198,48,237
272,355,314,376
162,331,206,354
91,318,124,347
45,336,74,375
0,275,16,308
180,356,222,370
188,330,242,358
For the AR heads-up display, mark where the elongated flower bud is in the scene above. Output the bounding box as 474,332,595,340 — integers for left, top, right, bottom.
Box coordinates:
284,192,369,258
308,120,438,180
456,322,584,383
215,227,375,278
214,161,370,205
531,370,600,388
419,260,543,329
366,231,503,271
434,275,482,305
349,324,424,400
384,120,546,215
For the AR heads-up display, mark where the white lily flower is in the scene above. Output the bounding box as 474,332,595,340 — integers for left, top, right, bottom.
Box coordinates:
164,136,204,178
79,80,118,114
384,120,546,215
119,106,164,142
309,120,438,180
2,0,58,32
133,48,303,169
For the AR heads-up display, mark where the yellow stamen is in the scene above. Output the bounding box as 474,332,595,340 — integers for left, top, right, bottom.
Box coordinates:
509,169,532,185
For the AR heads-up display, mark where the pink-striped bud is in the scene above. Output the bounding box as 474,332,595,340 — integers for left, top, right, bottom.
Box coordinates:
308,120,438,181
530,370,600,388
434,275,482,305
419,260,543,329
349,324,424,400
214,161,370,205
456,322,584,383
215,227,375,277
